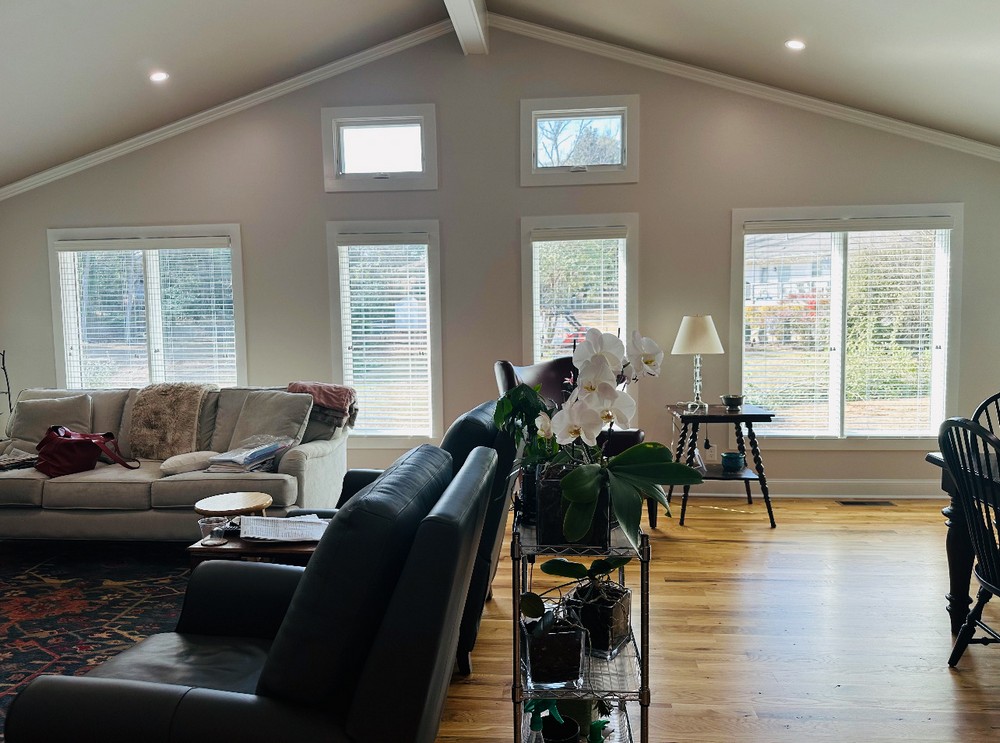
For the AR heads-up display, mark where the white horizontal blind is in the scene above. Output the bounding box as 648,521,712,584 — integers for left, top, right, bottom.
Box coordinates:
54,237,237,388
338,239,432,436
531,226,627,361
742,222,950,436
743,232,836,435
844,230,946,435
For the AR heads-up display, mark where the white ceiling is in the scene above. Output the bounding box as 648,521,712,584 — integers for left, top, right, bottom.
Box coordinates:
4,0,1000,192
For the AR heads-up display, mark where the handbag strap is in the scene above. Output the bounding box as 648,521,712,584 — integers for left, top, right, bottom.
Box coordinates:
88,432,140,469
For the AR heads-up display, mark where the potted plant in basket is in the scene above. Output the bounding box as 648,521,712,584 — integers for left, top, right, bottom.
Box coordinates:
496,328,704,551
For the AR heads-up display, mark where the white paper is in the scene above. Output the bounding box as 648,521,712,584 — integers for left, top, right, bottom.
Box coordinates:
240,515,328,542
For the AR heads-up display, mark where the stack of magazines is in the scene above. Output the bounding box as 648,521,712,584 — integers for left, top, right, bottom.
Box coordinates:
205,436,293,473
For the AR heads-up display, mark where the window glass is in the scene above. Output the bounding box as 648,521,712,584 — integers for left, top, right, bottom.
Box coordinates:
49,227,243,389
742,223,950,437
339,122,423,174
534,112,624,168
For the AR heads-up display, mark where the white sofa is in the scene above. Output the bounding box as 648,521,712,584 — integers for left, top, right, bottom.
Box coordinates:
0,386,351,541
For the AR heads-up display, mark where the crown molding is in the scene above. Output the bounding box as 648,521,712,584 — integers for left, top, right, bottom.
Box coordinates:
489,13,1000,164
0,20,454,203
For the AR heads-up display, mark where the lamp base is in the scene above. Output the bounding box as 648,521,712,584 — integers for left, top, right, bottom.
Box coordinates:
681,399,709,412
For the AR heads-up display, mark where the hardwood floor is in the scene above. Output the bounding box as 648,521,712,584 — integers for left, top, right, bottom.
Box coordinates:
438,498,1000,742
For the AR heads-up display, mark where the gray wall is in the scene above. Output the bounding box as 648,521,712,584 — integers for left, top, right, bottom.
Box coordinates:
2,29,998,486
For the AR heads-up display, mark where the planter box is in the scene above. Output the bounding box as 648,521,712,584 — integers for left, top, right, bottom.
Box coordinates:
535,466,610,549
522,620,587,689
569,581,632,659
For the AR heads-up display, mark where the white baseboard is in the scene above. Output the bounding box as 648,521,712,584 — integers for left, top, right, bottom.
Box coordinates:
683,478,945,499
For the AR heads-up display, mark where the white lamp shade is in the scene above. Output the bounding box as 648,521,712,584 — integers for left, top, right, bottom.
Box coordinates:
671,314,724,355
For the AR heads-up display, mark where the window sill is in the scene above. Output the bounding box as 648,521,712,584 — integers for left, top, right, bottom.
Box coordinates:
748,436,937,452
348,435,437,450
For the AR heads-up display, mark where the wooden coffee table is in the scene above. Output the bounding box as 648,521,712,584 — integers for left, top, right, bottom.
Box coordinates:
187,535,318,567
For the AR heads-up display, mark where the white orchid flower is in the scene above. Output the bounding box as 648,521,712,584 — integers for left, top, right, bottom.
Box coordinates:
550,399,604,446
626,330,664,378
535,412,553,439
576,354,618,398
573,328,625,376
591,381,637,428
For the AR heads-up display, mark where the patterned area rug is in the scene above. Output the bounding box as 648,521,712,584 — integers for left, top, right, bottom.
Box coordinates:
0,541,189,741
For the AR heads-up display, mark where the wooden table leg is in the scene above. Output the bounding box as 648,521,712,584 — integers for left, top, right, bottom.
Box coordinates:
746,423,776,528
734,422,753,504
652,421,691,528
679,422,700,526
939,467,974,633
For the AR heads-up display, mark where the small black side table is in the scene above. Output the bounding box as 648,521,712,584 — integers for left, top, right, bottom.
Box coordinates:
652,404,777,528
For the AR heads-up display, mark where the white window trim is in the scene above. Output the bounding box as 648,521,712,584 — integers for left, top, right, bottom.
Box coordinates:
520,95,639,187
321,104,438,192
47,224,248,388
326,219,443,449
729,203,964,451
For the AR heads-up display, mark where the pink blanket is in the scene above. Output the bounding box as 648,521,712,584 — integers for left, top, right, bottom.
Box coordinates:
287,381,357,419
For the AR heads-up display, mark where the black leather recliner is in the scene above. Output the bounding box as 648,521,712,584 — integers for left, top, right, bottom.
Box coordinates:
6,444,497,743
297,400,517,675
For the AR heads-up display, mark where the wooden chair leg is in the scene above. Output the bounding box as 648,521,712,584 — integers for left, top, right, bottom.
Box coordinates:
949,587,991,667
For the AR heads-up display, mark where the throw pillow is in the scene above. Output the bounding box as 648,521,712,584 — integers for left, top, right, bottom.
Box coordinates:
228,390,312,450
8,395,92,449
160,450,219,476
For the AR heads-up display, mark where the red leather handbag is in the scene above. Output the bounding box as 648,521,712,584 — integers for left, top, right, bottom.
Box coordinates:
35,426,139,478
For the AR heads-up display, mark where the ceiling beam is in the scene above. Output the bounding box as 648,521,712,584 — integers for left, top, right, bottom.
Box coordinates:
444,0,489,54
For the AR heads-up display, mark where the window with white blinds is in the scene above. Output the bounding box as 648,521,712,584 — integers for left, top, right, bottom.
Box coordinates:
522,214,637,362
48,226,245,389
737,208,957,437
328,221,442,440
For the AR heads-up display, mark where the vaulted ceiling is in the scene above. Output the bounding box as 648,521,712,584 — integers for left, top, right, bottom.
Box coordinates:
4,0,999,194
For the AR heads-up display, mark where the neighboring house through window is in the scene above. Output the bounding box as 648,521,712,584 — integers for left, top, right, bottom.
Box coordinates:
521,213,638,362
327,220,442,443
47,225,246,389
732,204,961,439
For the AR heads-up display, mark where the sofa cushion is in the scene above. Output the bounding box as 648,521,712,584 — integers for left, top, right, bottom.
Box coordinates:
0,466,47,507
227,391,312,451
197,391,221,451
209,389,255,453
257,444,453,709
41,461,161,510
7,394,93,453
151,472,298,509
160,451,218,476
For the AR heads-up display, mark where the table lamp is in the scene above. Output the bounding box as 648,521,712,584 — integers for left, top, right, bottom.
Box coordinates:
671,314,724,411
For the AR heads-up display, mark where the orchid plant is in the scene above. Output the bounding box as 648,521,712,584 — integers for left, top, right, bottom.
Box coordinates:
496,328,703,551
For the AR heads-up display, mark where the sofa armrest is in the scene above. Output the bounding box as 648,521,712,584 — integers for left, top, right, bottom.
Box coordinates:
7,676,336,743
175,561,303,639
277,437,348,510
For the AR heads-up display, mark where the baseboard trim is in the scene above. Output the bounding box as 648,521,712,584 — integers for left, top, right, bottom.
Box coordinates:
682,478,944,499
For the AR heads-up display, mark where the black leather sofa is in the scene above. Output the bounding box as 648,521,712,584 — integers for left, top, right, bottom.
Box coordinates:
6,443,497,743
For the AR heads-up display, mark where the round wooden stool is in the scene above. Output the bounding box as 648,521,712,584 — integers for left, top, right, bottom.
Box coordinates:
194,491,273,518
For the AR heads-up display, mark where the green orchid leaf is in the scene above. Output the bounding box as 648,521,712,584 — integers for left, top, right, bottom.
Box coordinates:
607,472,645,551
614,472,670,509
608,442,703,486
563,499,598,542
520,591,545,618
560,464,603,503
588,556,631,577
540,558,590,580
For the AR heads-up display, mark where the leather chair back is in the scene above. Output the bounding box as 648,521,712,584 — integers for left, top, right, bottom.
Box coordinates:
440,400,517,670
257,444,453,709
494,356,576,406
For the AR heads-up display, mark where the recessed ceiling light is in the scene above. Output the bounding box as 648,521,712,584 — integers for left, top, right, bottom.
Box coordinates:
784,39,806,51
149,71,169,83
